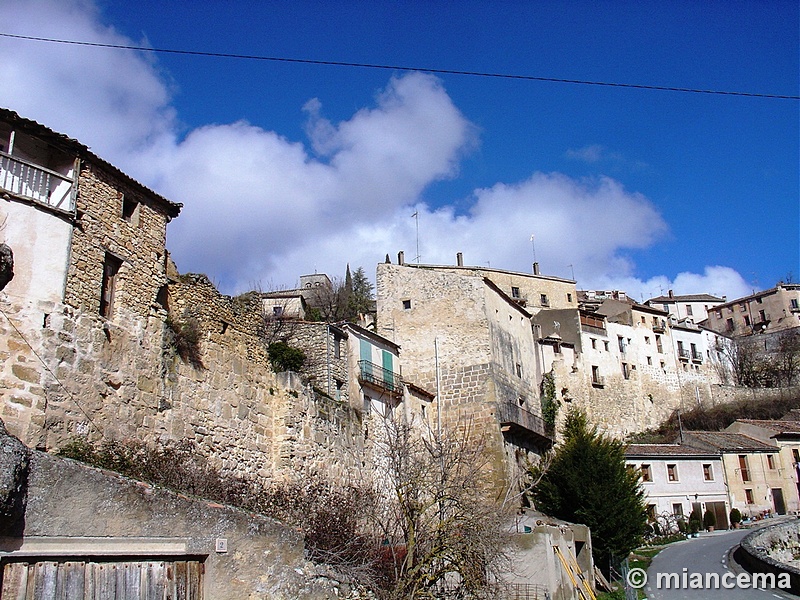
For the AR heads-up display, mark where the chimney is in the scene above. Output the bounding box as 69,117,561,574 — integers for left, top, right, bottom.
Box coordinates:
456,252,463,267
533,262,540,275
668,289,674,298
398,251,405,266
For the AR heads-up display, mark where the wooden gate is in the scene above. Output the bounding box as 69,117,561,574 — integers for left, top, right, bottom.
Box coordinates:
1,559,203,599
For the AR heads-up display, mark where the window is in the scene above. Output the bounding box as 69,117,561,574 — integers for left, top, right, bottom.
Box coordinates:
726,318,734,331
121,195,139,224
667,464,678,482
515,363,522,378
618,336,626,352
739,455,751,482
745,489,754,504
703,464,713,481
540,294,549,306
791,299,799,310
622,362,630,380
740,304,747,312
272,306,283,317
591,366,603,386
511,286,520,298
646,356,652,366
603,341,609,351
645,336,650,344
402,299,411,310
690,343,697,358
591,338,597,349
641,464,652,482
656,335,663,353
767,454,776,470
333,335,342,359
759,310,767,322
641,316,646,324
793,449,800,465
567,293,573,303
646,504,656,520
756,297,763,304
99,253,122,318
672,503,684,519
686,305,693,316
744,315,751,326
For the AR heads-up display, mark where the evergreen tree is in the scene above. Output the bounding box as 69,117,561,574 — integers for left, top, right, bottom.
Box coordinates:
530,409,646,573
349,266,374,317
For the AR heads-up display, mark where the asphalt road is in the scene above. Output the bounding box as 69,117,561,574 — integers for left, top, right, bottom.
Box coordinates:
643,526,794,600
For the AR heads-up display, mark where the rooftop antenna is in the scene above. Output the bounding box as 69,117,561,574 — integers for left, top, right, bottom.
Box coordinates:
530,234,537,263
567,264,575,281
412,211,421,264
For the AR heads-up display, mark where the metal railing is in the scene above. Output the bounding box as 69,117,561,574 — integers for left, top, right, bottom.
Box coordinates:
358,360,403,395
496,402,548,439
691,351,703,363
0,152,75,212
678,348,690,360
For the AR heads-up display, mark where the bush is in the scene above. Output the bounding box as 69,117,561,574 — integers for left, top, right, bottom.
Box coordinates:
267,341,306,372
703,509,716,529
166,314,204,369
730,508,742,525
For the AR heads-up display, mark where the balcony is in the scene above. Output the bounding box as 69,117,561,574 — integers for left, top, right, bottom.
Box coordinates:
0,152,76,213
358,360,403,396
678,348,690,361
691,351,703,363
652,320,667,333
496,402,552,446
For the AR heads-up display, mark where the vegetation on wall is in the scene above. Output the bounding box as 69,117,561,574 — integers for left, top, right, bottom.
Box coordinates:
165,312,204,370
540,370,559,434
530,408,647,574
267,341,306,372
628,391,800,444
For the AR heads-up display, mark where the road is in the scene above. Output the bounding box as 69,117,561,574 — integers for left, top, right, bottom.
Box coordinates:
643,527,794,600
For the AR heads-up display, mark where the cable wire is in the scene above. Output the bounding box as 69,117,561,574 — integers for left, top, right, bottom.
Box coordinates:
1,32,797,100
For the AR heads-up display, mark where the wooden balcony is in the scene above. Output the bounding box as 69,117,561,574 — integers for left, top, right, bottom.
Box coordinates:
0,152,76,213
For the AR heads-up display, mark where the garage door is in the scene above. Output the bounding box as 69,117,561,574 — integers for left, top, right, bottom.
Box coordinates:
1,559,203,599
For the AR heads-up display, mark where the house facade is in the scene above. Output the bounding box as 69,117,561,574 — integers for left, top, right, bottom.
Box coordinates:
705,284,800,337
625,444,729,529
646,291,726,324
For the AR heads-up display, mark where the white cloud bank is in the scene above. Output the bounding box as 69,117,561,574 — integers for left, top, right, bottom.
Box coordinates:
1,0,752,301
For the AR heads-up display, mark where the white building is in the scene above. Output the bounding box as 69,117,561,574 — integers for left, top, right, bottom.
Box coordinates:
646,291,725,324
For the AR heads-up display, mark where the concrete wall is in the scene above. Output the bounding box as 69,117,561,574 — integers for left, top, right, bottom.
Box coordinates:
0,446,347,599
0,200,71,304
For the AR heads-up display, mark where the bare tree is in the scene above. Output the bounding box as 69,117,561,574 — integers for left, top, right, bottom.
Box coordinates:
366,417,513,599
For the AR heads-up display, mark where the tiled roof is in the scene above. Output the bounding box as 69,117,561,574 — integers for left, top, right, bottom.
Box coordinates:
625,444,718,458
682,431,776,453
735,420,800,435
648,294,724,303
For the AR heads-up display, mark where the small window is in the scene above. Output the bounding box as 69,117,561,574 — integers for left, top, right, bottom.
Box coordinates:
100,253,123,318
646,356,652,366
540,294,549,307
567,293,573,302
121,195,139,224
511,286,520,298
622,363,630,380
402,299,412,310
740,304,747,312
759,310,767,322
333,335,342,359
591,338,597,349
791,299,799,309
745,489,754,504
272,306,283,317
726,318,734,331
672,503,684,519
603,341,609,352
686,305,693,316
739,455,751,482
515,363,522,378
591,366,602,386
703,464,713,481
667,464,678,482
744,315,751,326
767,454,776,470
646,504,656,520
641,464,652,482
645,336,650,344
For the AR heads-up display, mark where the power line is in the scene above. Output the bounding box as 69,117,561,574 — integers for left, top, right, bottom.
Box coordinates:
1,32,797,101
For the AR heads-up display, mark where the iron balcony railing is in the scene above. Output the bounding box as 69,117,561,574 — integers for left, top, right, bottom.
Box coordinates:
691,350,703,363
358,360,403,395
0,152,76,212
678,348,690,361
496,402,549,440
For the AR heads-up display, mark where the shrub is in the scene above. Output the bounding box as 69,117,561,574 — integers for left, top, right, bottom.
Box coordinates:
166,314,204,369
703,509,716,529
267,341,306,372
730,508,742,525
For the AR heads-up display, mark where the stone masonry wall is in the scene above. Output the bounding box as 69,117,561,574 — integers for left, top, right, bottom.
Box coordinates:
64,163,171,320
0,274,369,486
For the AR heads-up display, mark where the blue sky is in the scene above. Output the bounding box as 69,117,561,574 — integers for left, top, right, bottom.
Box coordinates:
1,0,797,300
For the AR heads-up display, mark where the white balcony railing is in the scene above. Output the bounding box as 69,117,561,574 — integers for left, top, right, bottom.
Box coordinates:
0,152,75,213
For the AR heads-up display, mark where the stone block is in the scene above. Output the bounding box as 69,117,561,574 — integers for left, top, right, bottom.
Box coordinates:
11,364,40,384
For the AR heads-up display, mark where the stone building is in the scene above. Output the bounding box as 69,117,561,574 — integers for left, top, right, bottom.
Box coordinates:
705,284,800,337
646,290,726,324
376,258,554,492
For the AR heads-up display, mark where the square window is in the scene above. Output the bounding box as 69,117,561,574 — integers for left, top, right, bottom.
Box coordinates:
402,299,412,310
672,503,684,519
641,464,652,482
703,464,713,481
540,294,549,306
511,286,520,298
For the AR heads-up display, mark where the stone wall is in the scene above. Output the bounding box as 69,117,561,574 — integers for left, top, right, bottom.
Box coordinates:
737,520,800,593
0,273,368,485
64,163,172,320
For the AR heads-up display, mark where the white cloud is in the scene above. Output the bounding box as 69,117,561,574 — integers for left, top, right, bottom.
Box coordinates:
0,0,754,301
